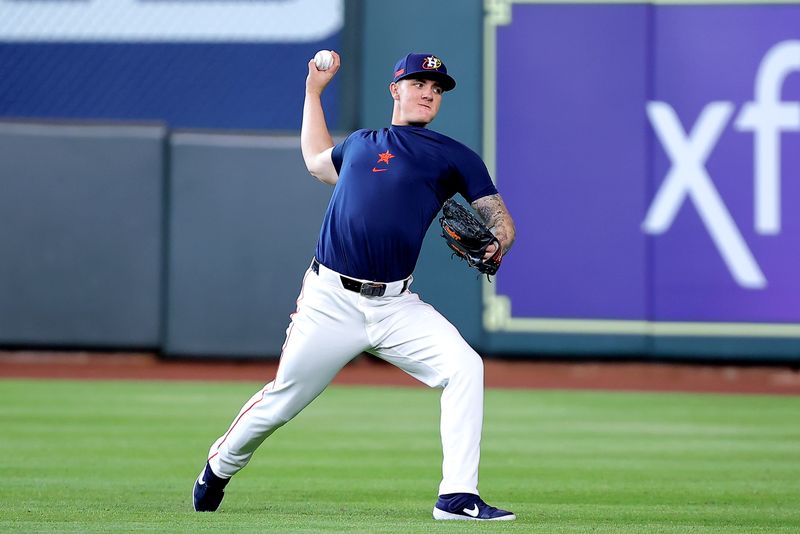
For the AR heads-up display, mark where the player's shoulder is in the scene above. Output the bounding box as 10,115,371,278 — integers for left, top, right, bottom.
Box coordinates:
429,132,487,174
394,125,473,150
430,131,483,164
344,128,374,141
426,128,477,154
337,129,379,152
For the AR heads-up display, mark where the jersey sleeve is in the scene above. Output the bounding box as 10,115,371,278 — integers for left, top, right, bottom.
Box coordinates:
330,129,367,175
450,142,498,203
330,138,346,174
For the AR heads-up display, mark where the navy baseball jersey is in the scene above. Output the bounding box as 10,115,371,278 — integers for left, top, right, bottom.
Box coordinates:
315,125,498,282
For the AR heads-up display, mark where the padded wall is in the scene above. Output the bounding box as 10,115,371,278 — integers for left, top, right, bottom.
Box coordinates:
164,132,333,357
0,121,166,347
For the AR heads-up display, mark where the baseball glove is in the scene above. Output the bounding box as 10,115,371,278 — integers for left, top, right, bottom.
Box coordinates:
439,198,502,276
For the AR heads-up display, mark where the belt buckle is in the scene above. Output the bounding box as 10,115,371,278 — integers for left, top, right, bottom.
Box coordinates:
360,282,386,297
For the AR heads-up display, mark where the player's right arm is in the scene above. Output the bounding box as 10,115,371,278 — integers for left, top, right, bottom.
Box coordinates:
301,51,340,185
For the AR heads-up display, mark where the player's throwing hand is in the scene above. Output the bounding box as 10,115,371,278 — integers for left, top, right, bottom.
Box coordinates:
306,50,340,95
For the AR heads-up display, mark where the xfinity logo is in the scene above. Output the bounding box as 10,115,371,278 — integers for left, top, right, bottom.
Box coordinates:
643,40,800,289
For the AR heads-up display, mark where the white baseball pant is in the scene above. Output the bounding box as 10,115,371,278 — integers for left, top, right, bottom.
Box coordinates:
207,259,485,496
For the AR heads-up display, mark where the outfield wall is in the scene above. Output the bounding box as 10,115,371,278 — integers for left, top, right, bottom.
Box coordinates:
0,122,166,348
1,121,798,361
164,133,331,357
1,0,798,361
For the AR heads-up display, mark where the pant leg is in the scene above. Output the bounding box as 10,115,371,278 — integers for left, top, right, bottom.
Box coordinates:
365,292,484,496
208,268,368,478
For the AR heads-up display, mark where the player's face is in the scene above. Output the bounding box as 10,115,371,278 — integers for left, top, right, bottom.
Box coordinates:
392,78,443,126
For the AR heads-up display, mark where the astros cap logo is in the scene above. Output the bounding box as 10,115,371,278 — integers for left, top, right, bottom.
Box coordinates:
391,52,456,91
422,56,442,70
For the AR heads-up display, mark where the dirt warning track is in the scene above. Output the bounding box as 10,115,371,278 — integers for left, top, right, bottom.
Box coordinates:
1,351,799,395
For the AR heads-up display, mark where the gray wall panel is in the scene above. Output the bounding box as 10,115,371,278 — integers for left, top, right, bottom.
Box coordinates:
165,133,332,357
0,121,165,346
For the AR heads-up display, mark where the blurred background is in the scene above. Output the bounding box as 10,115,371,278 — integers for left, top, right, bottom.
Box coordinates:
1,0,798,364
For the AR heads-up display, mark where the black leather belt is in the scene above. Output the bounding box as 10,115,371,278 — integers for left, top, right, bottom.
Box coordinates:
311,258,408,297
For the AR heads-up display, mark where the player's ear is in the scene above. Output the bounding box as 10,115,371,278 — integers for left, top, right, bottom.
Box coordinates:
389,82,400,101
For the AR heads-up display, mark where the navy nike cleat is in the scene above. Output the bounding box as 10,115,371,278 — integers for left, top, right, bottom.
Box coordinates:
192,462,230,512
433,492,516,521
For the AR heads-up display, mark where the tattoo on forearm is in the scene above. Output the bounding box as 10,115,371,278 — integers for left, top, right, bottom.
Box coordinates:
472,194,516,253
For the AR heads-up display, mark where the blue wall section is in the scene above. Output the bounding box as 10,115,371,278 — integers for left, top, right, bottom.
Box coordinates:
0,41,340,130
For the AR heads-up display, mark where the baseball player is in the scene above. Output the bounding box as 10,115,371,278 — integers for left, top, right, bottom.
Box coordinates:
192,51,517,521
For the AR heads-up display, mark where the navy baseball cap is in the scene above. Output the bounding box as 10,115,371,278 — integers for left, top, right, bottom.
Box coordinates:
392,53,456,92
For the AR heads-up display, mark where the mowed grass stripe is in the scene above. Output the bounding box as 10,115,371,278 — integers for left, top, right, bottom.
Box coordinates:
0,380,798,533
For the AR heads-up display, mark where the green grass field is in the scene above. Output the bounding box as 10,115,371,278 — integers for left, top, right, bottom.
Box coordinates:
1,379,799,533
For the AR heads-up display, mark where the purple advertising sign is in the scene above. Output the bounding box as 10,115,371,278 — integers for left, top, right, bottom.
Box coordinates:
486,2,800,335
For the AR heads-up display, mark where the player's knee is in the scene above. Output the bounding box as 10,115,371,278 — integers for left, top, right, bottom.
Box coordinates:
466,351,485,380
449,349,483,383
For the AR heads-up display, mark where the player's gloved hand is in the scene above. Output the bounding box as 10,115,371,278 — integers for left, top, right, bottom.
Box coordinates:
439,199,503,277
483,241,501,262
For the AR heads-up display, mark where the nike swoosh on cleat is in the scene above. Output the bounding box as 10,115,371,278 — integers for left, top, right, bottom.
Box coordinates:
372,167,388,172
463,504,479,517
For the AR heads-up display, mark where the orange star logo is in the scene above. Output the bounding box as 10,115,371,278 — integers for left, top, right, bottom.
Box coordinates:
376,150,395,165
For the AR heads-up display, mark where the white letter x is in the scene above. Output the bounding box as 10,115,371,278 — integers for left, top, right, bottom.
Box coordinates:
643,102,766,289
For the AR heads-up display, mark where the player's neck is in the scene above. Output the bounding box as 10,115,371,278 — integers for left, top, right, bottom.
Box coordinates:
391,107,430,128
392,121,429,128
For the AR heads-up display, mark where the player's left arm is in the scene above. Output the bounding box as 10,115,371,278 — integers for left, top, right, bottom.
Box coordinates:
471,194,516,259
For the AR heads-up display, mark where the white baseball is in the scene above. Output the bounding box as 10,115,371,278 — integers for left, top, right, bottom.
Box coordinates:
314,50,334,71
